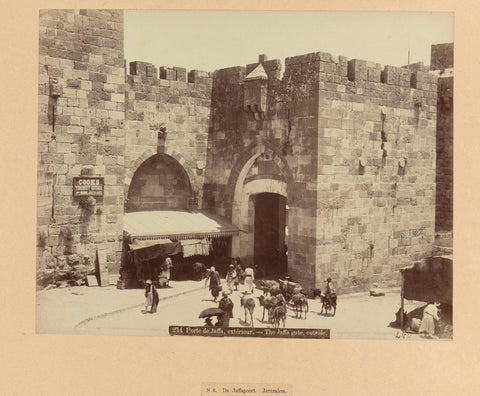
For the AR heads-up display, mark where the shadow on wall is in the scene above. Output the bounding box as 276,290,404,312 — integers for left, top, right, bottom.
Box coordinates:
127,153,192,212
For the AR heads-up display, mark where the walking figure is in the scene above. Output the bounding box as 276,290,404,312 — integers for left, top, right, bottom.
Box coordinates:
218,291,234,327
144,280,159,313
243,265,255,294
234,258,242,291
226,264,237,292
205,266,221,302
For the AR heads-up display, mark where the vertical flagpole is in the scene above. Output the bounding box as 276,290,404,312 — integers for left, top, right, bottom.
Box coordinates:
407,32,411,66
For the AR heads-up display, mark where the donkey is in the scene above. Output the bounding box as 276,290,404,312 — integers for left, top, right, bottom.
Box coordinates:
240,294,256,327
319,292,337,316
258,295,279,322
291,293,309,319
271,305,286,329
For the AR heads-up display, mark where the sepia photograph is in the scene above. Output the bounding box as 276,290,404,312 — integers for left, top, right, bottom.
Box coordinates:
36,9,453,341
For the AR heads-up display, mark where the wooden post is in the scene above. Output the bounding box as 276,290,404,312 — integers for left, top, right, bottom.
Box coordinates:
400,270,405,329
96,248,110,287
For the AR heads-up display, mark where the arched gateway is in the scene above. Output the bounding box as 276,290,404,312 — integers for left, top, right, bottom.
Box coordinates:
230,144,293,277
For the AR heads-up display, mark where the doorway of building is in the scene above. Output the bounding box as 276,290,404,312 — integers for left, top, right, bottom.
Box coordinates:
253,193,287,277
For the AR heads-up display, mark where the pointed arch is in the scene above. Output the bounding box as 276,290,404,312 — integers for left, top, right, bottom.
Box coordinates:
125,149,196,197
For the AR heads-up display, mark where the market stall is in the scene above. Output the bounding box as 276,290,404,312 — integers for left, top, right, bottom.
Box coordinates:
399,256,453,330
117,210,239,288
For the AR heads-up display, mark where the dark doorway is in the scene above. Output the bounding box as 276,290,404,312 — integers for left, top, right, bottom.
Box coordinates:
254,193,287,277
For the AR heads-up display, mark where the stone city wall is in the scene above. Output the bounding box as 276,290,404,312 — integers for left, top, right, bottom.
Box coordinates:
204,52,437,289
434,75,453,232
431,43,453,233
308,52,437,290
203,55,320,283
38,9,126,280
37,9,446,292
124,61,213,209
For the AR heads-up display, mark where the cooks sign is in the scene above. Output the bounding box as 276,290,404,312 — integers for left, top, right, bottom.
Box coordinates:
73,177,104,197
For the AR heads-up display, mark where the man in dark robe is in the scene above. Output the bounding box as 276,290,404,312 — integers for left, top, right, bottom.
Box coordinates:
205,266,221,302
234,259,242,290
324,277,336,309
144,280,159,313
151,285,159,313
218,291,234,327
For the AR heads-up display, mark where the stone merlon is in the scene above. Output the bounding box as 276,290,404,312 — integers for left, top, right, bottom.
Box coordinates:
218,51,438,90
128,60,212,84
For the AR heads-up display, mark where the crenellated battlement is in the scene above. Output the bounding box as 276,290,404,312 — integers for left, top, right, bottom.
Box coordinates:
283,51,437,91
128,60,213,85
215,51,437,92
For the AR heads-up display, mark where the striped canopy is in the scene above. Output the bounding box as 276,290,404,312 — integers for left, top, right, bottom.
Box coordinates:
124,210,239,241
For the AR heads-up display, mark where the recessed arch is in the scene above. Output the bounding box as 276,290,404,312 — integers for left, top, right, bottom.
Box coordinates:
125,152,193,212
125,149,196,197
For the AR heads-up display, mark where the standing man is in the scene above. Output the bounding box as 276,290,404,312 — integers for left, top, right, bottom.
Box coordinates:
243,264,255,294
226,263,237,292
205,266,221,302
144,280,159,313
159,257,173,287
218,291,234,327
234,258,242,291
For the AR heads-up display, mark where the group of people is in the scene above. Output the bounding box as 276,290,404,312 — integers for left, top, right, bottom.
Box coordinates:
205,259,256,302
201,258,257,327
145,264,445,338
225,260,255,294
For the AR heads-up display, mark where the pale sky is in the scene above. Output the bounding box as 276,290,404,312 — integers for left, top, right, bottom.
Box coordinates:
125,11,454,74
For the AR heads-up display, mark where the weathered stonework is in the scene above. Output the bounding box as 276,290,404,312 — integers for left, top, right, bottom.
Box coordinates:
38,10,126,277
37,9,449,293
431,43,453,232
204,53,438,289
124,61,212,209
312,54,437,290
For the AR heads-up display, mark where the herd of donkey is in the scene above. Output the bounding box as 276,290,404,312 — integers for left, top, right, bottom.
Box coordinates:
238,279,337,329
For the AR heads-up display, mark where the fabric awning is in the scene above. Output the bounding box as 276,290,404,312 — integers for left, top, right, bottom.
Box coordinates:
124,210,239,241
401,257,452,305
128,241,182,261
181,239,210,257
129,239,173,250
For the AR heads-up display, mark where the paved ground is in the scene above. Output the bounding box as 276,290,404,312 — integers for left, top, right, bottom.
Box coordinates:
37,280,442,340
36,280,204,334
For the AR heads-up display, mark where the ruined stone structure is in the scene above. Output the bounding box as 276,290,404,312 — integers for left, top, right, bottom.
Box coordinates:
37,9,449,292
